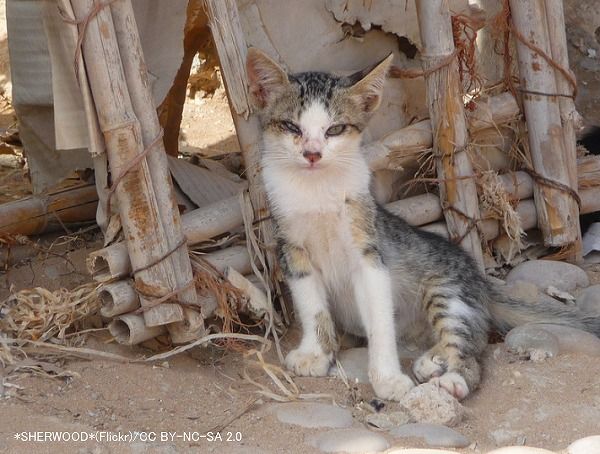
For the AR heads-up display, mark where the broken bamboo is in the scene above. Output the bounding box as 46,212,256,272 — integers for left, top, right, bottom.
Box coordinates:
71,0,184,327
0,184,97,236
416,0,485,270
99,280,139,318
111,0,203,339
509,0,581,251
108,313,167,345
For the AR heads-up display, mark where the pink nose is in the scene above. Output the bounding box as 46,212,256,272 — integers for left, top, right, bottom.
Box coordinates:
303,151,322,163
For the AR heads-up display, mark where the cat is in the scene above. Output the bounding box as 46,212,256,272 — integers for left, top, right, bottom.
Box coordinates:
246,48,600,401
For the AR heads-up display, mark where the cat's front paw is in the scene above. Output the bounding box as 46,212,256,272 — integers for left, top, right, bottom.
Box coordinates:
285,348,333,377
429,372,470,400
369,372,415,401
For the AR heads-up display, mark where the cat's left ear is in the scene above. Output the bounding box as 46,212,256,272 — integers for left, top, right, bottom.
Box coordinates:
347,53,394,114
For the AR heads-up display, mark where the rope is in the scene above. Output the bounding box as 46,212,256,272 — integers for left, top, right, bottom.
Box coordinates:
521,167,581,208
389,51,457,79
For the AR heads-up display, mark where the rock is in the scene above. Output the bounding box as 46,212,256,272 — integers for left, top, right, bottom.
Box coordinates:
506,260,589,292
567,435,600,454
310,429,389,453
536,324,600,356
487,448,555,454
505,325,560,359
275,402,353,429
488,429,526,446
505,280,539,304
576,285,600,315
390,423,470,448
382,451,459,454
366,411,411,429
399,383,464,427
335,348,369,383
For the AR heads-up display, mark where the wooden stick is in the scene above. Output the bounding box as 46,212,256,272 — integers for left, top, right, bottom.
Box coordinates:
509,0,581,250
70,0,184,326
416,0,485,270
366,92,519,171
111,0,202,339
0,184,98,235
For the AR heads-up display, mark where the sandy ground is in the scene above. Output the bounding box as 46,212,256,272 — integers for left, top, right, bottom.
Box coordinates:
2,6,600,454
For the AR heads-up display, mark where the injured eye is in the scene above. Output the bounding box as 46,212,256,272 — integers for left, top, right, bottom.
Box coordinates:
325,124,347,137
280,120,302,136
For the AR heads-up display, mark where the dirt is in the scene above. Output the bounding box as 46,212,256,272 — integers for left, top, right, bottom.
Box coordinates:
1,5,600,454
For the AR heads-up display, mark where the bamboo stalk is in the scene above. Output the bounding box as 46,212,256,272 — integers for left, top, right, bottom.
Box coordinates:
110,0,202,339
108,313,167,345
366,92,519,171
416,0,485,270
70,0,184,327
99,280,139,318
509,0,580,251
0,184,98,235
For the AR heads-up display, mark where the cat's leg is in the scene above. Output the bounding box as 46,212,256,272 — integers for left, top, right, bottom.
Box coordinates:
413,291,489,399
353,260,415,401
281,243,337,377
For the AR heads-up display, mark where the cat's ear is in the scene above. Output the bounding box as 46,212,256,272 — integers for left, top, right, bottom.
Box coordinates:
347,53,394,114
246,48,289,109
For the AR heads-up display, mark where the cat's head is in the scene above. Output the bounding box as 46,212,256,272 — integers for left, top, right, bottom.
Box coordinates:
246,48,392,172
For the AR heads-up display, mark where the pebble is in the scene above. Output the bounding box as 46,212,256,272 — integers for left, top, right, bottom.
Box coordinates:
335,348,369,383
505,325,560,359
506,260,589,292
567,435,600,454
506,323,600,357
381,450,457,454
576,284,600,315
275,402,353,429
488,428,526,446
390,423,470,448
366,411,411,429
399,383,464,427
310,429,389,453
486,447,555,454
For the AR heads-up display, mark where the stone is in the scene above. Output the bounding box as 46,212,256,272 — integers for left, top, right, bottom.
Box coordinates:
383,451,459,454
504,280,539,304
398,383,465,427
335,348,369,384
505,325,560,359
506,260,589,292
365,411,411,429
275,402,353,429
488,429,526,446
390,423,470,448
576,285,600,315
487,448,555,454
310,429,389,453
536,323,600,356
567,435,600,454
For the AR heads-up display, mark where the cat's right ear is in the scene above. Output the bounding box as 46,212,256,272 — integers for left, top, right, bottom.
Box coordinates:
246,48,289,109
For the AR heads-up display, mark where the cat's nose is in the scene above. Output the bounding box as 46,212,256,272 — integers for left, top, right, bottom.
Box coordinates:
303,150,322,163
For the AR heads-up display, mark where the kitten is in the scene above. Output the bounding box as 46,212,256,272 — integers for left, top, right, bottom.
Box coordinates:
246,48,600,401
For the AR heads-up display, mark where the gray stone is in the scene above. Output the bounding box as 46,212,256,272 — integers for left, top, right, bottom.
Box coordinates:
336,348,369,383
506,260,589,292
576,284,600,315
390,423,470,448
488,429,526,446
311,429,389,453
275,402,353,429
536,323,600,356
505,325,560,359
366,411,411,429
567,435,600,454
399,383,464,427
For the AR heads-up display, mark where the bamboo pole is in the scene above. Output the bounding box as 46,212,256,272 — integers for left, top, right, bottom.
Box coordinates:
544,0,583,260
99,280,139,318
0,184,98,235
108,313,167,345
110,0,202,340
366,92,519,171
70,0,184,327
416,0,485,270
509,0,581,252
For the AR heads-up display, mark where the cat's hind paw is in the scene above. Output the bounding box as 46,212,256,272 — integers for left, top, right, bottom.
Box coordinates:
429,372,470,400
285,348,333,377
369,373,415,401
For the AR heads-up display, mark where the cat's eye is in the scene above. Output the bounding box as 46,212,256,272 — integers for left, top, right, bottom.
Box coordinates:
326,124,347,137
281,121,302,136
